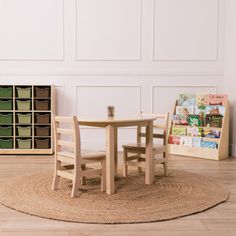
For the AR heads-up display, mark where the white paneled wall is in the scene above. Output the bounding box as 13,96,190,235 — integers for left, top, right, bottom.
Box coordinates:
76,0,141,60
0,0,228,152
153,0,219,61
0,0,64,60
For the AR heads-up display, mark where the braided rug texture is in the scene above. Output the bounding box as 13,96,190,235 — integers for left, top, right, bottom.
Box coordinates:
0,169,229,224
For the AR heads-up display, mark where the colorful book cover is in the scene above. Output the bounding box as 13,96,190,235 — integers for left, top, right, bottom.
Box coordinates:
172,115,181,125
212,129,221,138
172,127,186,136
196,94,209,109
205,105,225,116
203,128,221,138
209,94,227,106
178,94,196,106
205,114,223,128
200,140,218,149
187,115,203,126
195,105,206,115
172,115,188,125
176,106,195,115
203,129,220,138
180,136,192,146
168,135,180,145
192,137,202,148
187,127,203,137
175,106,195,125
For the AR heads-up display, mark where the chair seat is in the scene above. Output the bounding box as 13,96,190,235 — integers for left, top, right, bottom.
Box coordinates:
122,142,166,153
81,151,106,160
57,151,105,164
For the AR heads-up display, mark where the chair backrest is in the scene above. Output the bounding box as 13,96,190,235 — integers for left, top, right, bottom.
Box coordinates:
52,115,81,163
137,112,169,145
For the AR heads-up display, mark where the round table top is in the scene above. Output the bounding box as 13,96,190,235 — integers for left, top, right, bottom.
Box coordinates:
78,115,157,127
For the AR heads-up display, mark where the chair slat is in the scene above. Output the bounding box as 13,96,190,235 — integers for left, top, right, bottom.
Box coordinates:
139,132,164,139
154,124,166,129
58,140,75,148
57,128,73,135
57,170,74,180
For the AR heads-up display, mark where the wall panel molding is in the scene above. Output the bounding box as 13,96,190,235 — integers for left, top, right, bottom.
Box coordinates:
75,0,142,61
152,0,219,61
0,0,65,61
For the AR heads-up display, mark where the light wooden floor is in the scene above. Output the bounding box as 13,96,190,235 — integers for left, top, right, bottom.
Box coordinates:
0,154,235,236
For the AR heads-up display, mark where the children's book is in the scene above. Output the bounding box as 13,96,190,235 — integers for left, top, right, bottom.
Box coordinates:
168,135,180,145
178,94,196,106
180,136,192,146
172,114,188,125
176,106,195,115
205,114,223,128
175,106,195,125
195,105,206,115
203,128,221,138
187,127,203,137
200,140,218,149
187,115,203,126
172,127,186,136
172,115,181,125
196,94,209,109
209,94,227,106
205,105,225,116
192,137,202,148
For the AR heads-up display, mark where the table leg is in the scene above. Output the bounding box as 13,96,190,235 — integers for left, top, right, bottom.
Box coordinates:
114,127,118,175
145,121,154,184
106,125,115,194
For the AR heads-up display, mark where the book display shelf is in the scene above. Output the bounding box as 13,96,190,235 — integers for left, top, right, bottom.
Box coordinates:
0,85,55,154
167,94,229,160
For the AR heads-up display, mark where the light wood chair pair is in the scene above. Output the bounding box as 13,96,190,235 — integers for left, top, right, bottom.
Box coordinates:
52,116,106,198
122,112,169,177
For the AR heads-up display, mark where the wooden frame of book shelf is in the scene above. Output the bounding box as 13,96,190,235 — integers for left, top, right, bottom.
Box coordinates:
167,100,229,161
0,85,56,154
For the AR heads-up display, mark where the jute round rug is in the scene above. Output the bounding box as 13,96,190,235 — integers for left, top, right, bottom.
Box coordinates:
0,169,229,224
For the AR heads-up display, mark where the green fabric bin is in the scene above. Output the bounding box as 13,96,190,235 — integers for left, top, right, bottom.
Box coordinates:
16,87,31,98
17,139,31,149
0,126,13,136
0,87,13,98
0,100,12,110
0,139,13,149
17,113,32,124
16,100,31,110
0,113,13,124
17,126,31,136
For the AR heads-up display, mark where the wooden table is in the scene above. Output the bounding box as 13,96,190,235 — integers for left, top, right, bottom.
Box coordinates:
78,116,156,194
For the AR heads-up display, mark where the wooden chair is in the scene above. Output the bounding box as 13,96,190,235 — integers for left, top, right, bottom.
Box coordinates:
52,116,106,198
122,112,169,177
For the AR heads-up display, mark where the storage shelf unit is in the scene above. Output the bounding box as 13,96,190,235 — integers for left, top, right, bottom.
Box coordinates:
167,100,229,161
0,85,55,154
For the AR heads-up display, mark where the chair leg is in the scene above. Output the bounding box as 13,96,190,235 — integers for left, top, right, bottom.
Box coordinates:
163,153,168,176
101,160,106,192
137,153,142,173
123,149,128,177
52,160,61,190
71,175,80,198
52,173,60,191
81,164,86,185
